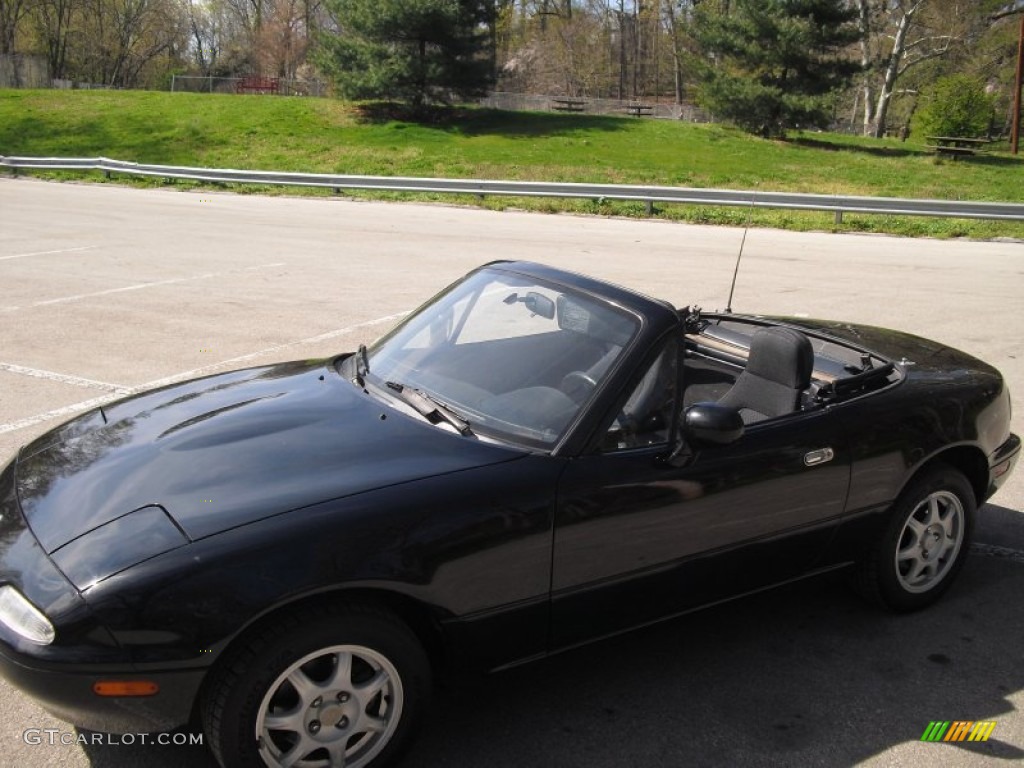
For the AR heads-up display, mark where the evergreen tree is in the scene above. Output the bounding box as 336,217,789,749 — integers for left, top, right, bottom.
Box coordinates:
316,0,496,109
694,0,861,138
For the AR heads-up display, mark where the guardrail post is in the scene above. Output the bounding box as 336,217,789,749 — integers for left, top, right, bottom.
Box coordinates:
646,200,655,216
834,210,843,225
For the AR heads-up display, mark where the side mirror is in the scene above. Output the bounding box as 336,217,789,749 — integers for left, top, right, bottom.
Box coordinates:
684,402,744,446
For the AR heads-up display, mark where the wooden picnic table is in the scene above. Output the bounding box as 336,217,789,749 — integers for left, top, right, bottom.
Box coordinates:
551,98,585,112
926,136,991,157
235,76,280,95
626,104,654,117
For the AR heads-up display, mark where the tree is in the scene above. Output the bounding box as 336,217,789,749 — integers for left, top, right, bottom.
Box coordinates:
316,0,496,108
183,0,232,75
0,0,30,54
488,1,698,102
256,0,309,77
855,0,1004,138
662,0,694,104
912,74,997,138
693,0,860,138
73,0,185,86
31,0,77,79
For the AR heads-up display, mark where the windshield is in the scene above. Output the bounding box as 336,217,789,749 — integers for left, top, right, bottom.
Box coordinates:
362,268,640,449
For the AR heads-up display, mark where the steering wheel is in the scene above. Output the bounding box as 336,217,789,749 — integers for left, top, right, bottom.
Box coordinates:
561,370,598,402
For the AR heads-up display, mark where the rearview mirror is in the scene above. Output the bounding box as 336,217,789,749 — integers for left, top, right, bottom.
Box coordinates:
523,291,555,319
503,291,555,320
684,402,744,446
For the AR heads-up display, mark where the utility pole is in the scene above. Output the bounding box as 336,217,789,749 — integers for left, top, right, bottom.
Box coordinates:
1013,13,1023,154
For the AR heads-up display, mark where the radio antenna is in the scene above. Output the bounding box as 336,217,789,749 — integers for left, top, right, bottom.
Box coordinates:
725,187,757,313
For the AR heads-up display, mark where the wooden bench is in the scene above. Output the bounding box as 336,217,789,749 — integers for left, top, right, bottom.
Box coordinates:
551,98,585,112
236,76,280,95
625,104,653,117
926,136,990,157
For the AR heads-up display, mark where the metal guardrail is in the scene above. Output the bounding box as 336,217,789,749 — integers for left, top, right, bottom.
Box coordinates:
2,155,1023,221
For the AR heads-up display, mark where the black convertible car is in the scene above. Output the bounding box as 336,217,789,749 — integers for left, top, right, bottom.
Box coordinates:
0,261,1018,768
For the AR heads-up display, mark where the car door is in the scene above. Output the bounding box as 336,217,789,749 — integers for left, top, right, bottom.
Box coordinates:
550,340,852,649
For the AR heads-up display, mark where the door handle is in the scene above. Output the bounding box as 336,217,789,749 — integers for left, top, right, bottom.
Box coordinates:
804,448,835,467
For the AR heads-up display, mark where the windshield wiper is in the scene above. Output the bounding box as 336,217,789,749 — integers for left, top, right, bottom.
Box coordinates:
385,381,472,436
353,343,370,387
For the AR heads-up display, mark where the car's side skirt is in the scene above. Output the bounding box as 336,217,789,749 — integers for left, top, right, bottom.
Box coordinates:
490,561,855,673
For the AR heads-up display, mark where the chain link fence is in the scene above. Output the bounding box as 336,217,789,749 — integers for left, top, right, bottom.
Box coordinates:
0,55,49,88
51,80,120,90
10,68,707,121
170,75,330,97
479,91,713,121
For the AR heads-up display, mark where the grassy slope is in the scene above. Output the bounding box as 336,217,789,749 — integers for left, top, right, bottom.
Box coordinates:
2,89,1022,238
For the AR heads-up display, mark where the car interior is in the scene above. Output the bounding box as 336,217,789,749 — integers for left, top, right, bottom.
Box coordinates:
602,313,902,451
367,279,900,450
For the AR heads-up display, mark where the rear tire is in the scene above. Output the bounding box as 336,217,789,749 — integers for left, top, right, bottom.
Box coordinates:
202,601,430,768
855,465,975,612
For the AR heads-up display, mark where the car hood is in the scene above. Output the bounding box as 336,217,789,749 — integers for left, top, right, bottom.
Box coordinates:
16,359,525,553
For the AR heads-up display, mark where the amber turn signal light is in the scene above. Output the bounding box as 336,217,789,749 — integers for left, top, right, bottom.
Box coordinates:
93,681,159,697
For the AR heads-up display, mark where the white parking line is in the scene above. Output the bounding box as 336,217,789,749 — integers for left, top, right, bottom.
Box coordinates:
137,311,409,391
0,394,122,437
0,245,98,262
0,262,287,312
0,362,130,393
0,311,408,436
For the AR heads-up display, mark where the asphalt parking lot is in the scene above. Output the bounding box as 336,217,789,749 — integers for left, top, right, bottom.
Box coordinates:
1,177,1022,767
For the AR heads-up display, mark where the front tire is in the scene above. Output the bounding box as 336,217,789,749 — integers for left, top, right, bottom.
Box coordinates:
203,602,431,768
855,465,975,612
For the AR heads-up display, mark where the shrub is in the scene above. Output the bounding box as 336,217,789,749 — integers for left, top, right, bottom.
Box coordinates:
912,75,996,139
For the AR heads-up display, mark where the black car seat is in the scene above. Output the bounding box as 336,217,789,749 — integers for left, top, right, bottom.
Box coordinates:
718,327,813,424
619,343,677,436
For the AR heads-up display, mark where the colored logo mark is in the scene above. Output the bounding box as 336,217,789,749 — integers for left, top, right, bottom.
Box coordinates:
921,721,996,742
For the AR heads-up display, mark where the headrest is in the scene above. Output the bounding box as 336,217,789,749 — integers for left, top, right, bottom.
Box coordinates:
745,327,814,389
